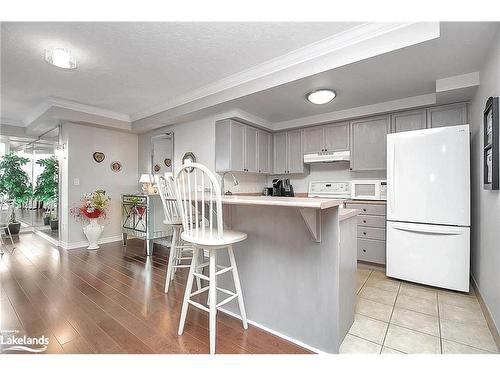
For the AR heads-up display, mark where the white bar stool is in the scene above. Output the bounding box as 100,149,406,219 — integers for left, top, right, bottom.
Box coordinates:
174,162,248,354
157,174,200,294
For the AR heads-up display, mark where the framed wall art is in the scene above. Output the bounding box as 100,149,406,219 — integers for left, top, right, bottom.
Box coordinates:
93,152,105,163
110,161,122,173
484,96,499,190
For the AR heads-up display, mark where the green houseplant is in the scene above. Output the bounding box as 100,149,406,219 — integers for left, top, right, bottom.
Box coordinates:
34,156,59,229
0,153,32,235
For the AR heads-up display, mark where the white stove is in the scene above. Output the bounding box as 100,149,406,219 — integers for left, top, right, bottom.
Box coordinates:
308,181,351,199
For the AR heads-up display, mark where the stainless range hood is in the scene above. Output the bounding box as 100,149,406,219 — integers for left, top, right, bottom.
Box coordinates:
304,150,350,164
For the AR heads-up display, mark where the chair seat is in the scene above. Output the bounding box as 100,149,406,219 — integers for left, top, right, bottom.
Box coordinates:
181,230,247,248
163,218,183,226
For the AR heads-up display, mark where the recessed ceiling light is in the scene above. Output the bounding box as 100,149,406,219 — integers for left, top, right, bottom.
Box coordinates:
306,89,336,105
44,48,77,69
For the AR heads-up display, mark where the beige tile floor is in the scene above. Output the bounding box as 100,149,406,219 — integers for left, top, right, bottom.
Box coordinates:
340,264,499,354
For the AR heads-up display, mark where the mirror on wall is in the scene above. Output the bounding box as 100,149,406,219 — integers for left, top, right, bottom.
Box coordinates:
151,132,174,176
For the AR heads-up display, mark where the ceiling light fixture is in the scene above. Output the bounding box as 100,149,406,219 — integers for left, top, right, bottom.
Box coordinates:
44,48,77,69
306,89,336,105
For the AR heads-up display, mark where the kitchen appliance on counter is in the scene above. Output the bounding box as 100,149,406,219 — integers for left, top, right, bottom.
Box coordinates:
308,181,351,199
271,178,294,197
351,180,387,201
386,124,470,292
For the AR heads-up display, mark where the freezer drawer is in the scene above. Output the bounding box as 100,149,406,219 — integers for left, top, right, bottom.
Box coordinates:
357,226,386,241
358,239,386,264
357,214,386,228
386,221,470,292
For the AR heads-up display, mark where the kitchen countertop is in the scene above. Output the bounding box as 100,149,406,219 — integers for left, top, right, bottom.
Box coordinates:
220,195,344,209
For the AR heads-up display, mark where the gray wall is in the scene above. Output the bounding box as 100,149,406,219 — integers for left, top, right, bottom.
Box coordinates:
470,26,500,334
60,123,138,246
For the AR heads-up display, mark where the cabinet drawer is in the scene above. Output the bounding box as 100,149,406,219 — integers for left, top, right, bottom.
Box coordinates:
357,226,386,241
358,239,386,264
345,203,386,216
357,215,386,228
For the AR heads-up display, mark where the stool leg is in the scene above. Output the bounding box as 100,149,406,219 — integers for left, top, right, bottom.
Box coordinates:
178,247,198,335
228,245,248,329
164,226,178,293
209,248,217,354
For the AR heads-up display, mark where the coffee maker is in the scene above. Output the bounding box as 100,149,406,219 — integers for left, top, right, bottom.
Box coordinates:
271,178,294,197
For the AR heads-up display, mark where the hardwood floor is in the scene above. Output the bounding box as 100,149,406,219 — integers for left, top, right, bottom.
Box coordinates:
0,233,311,354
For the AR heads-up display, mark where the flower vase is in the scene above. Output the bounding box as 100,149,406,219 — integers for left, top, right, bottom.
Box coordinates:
83,218,104,250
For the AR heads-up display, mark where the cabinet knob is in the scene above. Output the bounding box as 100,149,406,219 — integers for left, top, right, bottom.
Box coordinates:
363,220,367,223
362,249,366,253
363,232,367,235
363,209,367,212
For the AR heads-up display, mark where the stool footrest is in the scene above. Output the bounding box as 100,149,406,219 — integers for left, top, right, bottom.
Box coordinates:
215,266,233,276
188,300,209,313
190,286,209,297
193,272,209,281
216,294,238,308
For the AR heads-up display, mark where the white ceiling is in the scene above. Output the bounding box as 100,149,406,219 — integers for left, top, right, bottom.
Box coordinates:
229,22,499,124
0,21,362,123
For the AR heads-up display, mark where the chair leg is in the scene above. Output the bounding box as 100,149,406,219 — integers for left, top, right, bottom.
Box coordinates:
164,226,178,293
178,247,198,336
7,225,14,249
209,248,217,354
228,245,248,329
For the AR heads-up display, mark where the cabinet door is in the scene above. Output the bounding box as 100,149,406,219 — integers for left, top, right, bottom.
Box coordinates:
324,122,349,151
427,103,467,128
303,126,324,153
244,126,258,172
351,116,389,171
230,120,246,171
257,130,271,173
287,130,304,173
273,132,287,174
391,109,427,133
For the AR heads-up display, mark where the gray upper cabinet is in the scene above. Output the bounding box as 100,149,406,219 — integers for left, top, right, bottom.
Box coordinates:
287,130,304,173
303,127,324,153
324,122,349,151
273,130,308,174
303,122,349,153
216,119,271,173
350,115,390,171
391,109,427,133
427,103,468,128
244,126,258,172
257,130,272,173
273,132,287,174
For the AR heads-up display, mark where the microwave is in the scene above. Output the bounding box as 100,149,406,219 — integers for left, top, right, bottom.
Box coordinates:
351,180,387,201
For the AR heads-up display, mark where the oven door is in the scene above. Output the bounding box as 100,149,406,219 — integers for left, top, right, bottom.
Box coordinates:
351,182,380,200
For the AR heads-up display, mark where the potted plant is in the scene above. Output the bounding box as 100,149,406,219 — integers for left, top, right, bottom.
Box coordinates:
70,189,110,250
33,157,58,228
0,153,32,235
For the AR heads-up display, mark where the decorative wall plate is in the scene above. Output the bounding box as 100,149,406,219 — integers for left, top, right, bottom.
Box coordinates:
164,158,172,167
110,161,122,172
93,152,105,163
154,164,161,172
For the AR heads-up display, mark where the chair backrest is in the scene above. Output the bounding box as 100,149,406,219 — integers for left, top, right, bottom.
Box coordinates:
157,173,182,224
174,162,223,240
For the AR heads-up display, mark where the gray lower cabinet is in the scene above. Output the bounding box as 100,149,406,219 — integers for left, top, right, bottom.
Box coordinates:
303,122,349,153
350,115,389,171
215,119,271,173
427,103,467,128
273,130,308,174
345,202,386,265
391,109,427,133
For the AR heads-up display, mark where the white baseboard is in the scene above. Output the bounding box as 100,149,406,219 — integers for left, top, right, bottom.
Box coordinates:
33,229,60,247
59,235,123,250
217,307,326,354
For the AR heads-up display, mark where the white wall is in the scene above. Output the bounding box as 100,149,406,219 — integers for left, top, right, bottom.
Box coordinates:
60,123,138,247
469,26,500,335
138,115,267,193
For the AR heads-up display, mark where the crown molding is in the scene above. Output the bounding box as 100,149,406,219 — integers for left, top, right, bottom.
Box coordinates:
1,117,24,127
23,97,131,127
131,22,438,123
273,93,437,130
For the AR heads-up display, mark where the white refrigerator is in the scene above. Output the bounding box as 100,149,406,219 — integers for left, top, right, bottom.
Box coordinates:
386,124,470,292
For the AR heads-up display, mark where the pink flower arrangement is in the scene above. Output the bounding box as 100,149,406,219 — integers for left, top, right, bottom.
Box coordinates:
70,189,110,223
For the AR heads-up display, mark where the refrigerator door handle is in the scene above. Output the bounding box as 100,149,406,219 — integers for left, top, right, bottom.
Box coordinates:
390,143,396,213
391,223,463,235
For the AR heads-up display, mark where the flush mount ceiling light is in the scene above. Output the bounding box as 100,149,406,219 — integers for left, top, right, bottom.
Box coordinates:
44,48,77,69
306,89,336,105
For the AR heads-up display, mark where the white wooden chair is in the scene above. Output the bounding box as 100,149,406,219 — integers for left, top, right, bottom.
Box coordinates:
174,162,248,354
157,174,200,293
